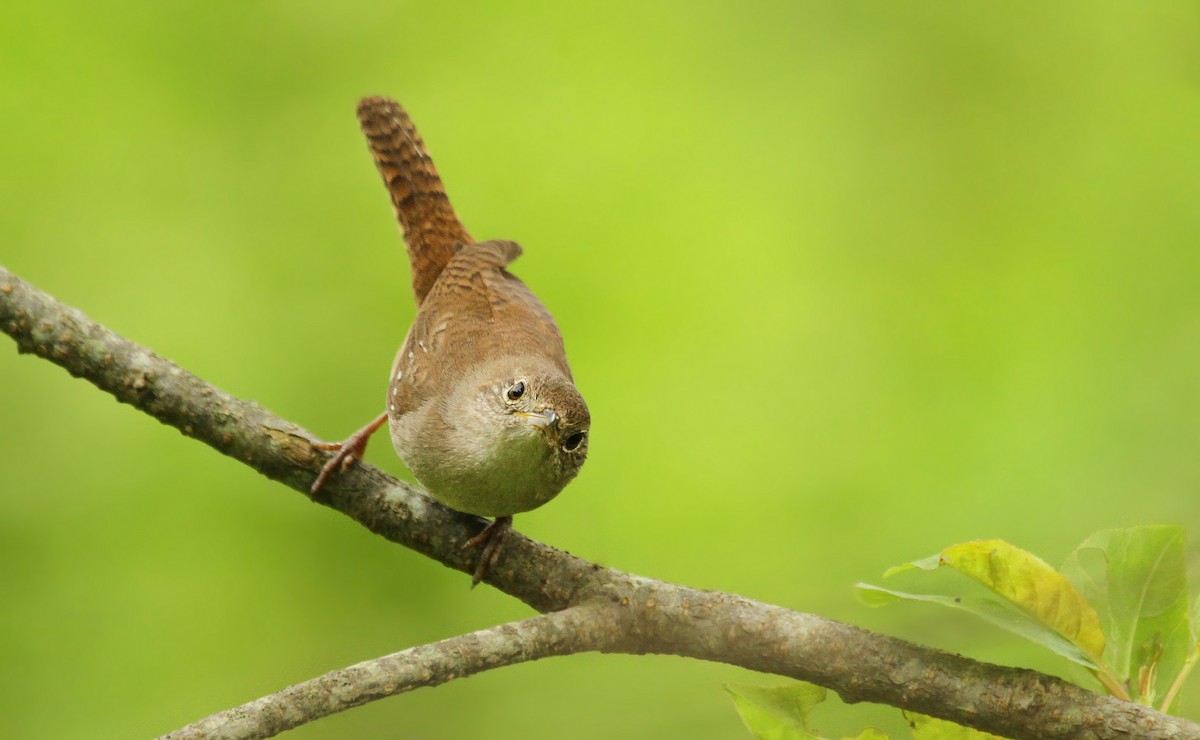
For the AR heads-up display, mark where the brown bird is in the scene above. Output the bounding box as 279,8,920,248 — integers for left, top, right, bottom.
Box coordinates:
312,97,590,585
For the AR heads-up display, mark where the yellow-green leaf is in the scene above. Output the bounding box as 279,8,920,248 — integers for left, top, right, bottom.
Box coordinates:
884,539,1104,663
725,682,828,739
942,540,1102,661
905,711,1006,739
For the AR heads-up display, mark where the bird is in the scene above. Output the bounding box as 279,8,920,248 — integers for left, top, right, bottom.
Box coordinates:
311,97,590,586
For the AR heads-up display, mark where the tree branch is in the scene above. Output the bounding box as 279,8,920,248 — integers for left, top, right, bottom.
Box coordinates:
160,605,622,740
3,264,1197,740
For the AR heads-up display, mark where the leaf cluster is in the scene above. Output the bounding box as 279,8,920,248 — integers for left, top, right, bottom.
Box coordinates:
730,526,1199,739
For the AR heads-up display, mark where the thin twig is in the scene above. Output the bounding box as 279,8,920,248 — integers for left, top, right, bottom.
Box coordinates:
159,605,621,740
1162,646,1200,713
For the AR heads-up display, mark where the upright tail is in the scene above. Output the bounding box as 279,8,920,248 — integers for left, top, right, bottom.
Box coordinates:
356,97,473,304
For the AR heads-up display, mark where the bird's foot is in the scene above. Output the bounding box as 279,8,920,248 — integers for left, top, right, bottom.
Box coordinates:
310,411,388,496
463,515,513,587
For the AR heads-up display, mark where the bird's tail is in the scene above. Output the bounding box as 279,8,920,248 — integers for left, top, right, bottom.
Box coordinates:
356,97,473,304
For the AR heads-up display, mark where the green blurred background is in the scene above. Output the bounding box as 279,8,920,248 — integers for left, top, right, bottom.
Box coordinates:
3,2,1199,737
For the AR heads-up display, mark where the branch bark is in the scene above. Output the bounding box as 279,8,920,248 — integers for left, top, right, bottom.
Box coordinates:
3,264,1197,740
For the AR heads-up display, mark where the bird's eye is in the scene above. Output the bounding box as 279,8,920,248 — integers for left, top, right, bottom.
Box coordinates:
505,381,526,401
562,431,586,452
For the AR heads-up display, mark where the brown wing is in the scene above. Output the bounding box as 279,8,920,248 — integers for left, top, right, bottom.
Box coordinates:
448,240,568,372
357,97,472,304
388,240,570,418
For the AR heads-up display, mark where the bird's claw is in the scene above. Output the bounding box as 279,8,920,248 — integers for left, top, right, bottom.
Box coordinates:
310,412,388,496
464,515,512,587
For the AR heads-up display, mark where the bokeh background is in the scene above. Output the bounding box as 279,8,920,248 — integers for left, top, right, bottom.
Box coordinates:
3,2,1199,737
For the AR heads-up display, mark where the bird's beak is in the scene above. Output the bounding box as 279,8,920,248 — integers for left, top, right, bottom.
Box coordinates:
515,408,558,429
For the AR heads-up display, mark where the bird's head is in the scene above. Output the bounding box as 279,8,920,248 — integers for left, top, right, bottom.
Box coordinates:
430,359,589,516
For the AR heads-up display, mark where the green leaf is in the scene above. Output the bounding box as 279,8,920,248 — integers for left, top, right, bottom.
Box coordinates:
879,540,1105,663
856,584,1099,669
884,553,942,578
1059,525,1191,704
725,682,829,740
904,711,1006,738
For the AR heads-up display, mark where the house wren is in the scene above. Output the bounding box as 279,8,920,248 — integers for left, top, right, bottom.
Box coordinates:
312,97,590,584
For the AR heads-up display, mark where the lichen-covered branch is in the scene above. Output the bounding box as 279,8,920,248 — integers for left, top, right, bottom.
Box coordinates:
3,264,1197,740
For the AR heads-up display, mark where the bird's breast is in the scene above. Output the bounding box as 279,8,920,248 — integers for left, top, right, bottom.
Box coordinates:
389,405,564,518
